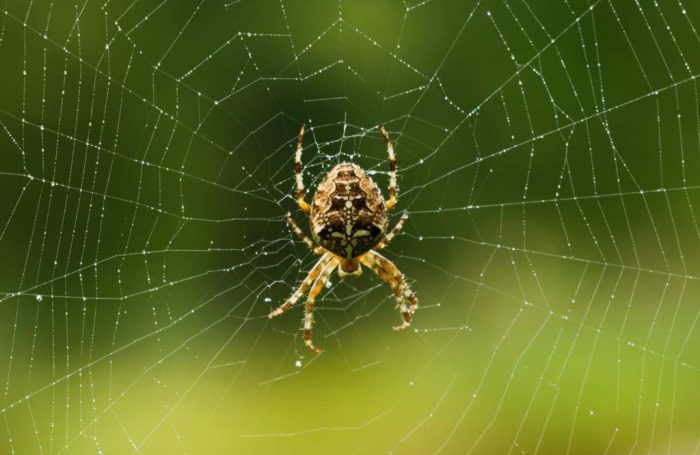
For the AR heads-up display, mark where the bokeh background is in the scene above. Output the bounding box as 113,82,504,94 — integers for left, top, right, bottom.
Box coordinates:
1,0,699,453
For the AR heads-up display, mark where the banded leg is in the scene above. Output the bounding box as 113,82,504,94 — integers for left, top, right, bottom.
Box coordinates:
376,212,408,249
287,216,323,254
294,124,311,213
269,253,331,318
379,125,397,211
361,250,417,331
303,258,338,353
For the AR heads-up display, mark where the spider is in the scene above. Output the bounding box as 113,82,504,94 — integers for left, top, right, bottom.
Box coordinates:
269,124,418,353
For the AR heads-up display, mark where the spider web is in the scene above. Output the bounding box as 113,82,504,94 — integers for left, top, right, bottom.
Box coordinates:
1,0,699,452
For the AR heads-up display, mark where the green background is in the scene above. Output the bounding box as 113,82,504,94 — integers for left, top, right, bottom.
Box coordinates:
0,0,699,453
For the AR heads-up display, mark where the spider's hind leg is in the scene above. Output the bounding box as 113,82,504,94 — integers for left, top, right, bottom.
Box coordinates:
302,258,338,353
269,253,331,319
361,250,417,331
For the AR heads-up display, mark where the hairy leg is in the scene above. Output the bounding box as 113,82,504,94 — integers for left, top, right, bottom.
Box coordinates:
302,258,338,353
376,212,408,249
294,124,311,213
379,125,397,211
287,215,323,254
269,253,331,318
361,250,417,331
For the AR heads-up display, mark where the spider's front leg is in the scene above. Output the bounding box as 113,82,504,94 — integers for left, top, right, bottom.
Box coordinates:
376,212,408,250
287,215,323,254
379,125,398,211
361,250,418,331
294,124,311,214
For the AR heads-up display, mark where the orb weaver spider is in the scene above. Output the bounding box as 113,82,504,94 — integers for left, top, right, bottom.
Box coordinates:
269,124,418,353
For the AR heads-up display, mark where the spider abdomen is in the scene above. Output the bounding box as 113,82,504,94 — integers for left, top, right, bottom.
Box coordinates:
310,162,388,259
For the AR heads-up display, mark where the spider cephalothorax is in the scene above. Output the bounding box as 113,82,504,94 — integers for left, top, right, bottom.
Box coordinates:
269,124,418,353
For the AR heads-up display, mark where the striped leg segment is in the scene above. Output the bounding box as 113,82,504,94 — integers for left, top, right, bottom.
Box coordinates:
376,212,408,250
294,124,311,214
269,254,331,319
361,250,417,331
287,215,323,254
303,258,338,353
379,125,397,211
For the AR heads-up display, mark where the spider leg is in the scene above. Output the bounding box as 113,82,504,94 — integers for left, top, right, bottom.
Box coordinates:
379,125,397,211
287,215,324,254
303,257,338,353
376,212,408,250
269,253,331,319
294,124,311,214
361,250,417,331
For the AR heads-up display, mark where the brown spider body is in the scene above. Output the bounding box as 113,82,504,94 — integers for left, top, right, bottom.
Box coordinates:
269,124,418,353
310,163,387,269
